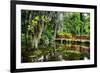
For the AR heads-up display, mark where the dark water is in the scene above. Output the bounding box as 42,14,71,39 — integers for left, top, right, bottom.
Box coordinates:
22,39,90,63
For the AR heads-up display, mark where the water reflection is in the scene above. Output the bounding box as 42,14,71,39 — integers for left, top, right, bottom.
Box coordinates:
22,35,90,63
27,41,90,62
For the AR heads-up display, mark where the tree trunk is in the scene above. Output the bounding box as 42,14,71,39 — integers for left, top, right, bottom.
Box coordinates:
32,21,44,49
53,12,63,59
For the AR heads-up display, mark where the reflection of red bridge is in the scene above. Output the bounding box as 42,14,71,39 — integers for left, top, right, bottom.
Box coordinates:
55,35,90,54
56,44,90,54
56,35,90,42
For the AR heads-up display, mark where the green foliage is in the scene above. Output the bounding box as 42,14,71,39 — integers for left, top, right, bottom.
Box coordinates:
28,15,50,33
63,13,90,35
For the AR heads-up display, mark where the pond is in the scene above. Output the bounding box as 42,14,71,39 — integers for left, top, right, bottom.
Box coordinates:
21,38,90,63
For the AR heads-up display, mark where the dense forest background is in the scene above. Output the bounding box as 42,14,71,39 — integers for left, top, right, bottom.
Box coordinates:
21,10,90,63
